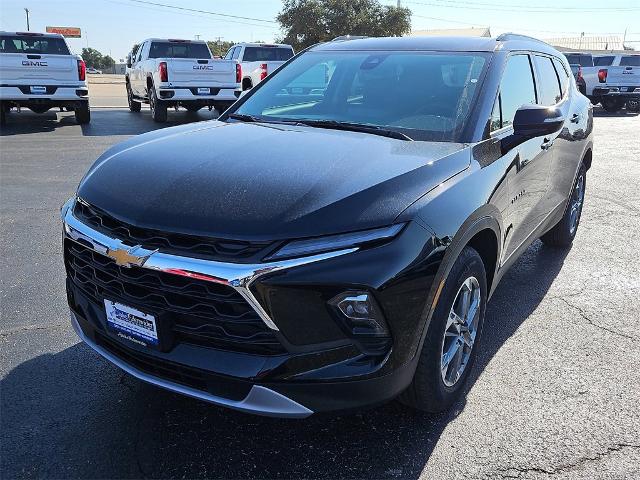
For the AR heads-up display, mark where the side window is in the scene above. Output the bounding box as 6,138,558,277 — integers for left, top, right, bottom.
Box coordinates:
224,48,234,60
552,57,570,97
136,42,146,62
620,56,640,66
232,47,241,60
490,95,501,132
496,54,537,129
533,55,562,106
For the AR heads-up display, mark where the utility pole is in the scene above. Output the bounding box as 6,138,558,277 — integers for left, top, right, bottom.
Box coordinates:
24,8,30,31
397,0,401,7
214,36,223,57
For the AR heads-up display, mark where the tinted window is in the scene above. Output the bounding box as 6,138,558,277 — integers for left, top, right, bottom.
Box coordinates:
594,56,615,66
148,41,211,59
620,56,640,66
564,54,593,67
0,35,70,55
533,56,562,106
224,48,234,60
498,54,537,128
231,47,241,60
552,57,570,97
243,47,294,62
235,51,488,142
490,96,501,132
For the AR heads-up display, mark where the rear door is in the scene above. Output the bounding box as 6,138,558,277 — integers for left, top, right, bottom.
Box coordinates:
0,33,78,85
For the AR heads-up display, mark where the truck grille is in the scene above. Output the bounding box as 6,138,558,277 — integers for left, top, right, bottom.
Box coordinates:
73,200,275,262
64,239,285,355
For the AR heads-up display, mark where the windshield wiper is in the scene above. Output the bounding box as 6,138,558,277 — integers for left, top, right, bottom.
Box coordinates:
227,113,299,126
227,113,261,122
294,120,413,141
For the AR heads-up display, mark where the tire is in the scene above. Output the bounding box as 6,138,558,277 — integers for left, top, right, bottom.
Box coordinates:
242,78,252,91
400,246,487,413
0,102,6,126
601,97,623,113
626,99,639,113
185,105,201,112
74,101,91,124
541,164,586,247
127,82,141,112
149,84,167,122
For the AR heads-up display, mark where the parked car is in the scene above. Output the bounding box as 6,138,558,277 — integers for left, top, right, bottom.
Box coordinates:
0,31,90,125
125,38,240,122
592,55,640,113
61,34,593,417
225,43,294,90
570,63,587,95
564,52,640,111
86,67,102,74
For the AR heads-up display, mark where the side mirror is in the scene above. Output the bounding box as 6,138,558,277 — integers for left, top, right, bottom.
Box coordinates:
126,54,132,68
501,104,565,154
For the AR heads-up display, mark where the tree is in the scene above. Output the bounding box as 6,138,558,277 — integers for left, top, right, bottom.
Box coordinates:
206,40,236,58
277,0,411,51
81,47,115,71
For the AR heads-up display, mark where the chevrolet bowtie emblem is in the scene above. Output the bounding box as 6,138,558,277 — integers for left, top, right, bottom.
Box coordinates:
106,245,157,268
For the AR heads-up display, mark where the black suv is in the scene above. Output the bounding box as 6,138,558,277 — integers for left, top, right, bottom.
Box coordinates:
62,34,593,417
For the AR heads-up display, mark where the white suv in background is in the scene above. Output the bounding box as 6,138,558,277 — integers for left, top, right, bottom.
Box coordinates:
0,31,90,125
226,43,294,91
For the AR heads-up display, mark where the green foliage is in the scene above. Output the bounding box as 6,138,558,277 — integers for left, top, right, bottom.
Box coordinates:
206,40,236,58
277,0,412,50
81,47,115,70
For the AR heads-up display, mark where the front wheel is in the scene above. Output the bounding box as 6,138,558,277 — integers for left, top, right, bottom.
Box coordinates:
127,82,141,112
400,246,487,412
74,101,91,124
149,85,167,122
541,164,586,247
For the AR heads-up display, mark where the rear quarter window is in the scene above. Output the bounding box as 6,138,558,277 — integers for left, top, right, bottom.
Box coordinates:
533,55,562,106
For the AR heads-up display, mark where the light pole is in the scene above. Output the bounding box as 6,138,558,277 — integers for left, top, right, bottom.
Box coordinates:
24,8,30,31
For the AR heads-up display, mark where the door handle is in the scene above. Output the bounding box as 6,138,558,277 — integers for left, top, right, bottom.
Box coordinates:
541,137,554,150
570,113,581,124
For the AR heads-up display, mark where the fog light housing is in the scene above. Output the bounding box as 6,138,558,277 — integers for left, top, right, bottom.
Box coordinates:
329,291,389,336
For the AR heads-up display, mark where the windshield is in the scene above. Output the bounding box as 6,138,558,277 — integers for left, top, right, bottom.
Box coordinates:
231,50,487,141
0,35,70,55
148,41,211,59
243,46,294,62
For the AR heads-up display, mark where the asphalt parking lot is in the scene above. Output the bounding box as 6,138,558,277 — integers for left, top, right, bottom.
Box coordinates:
1,90,639,478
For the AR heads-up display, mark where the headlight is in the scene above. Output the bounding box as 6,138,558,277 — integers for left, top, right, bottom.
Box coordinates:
265,223,405,261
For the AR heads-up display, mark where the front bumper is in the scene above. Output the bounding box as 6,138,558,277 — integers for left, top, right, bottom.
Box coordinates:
62,202,439,415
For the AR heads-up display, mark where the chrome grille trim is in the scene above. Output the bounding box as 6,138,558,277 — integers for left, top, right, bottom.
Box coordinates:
62,205,356,331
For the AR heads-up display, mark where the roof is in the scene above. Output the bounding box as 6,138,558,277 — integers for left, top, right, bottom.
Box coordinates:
545,36,625,52
0,31,63,38
411,27,491,38
313,35,558,55
233,43,293,48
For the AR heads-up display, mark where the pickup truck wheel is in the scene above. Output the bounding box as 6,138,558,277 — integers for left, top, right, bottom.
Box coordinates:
149,86,167,122
0,105,6,126
127,83,141,112
601,97,624,113
626,99,639,113
541,164,586,247
74,101,91,124
399,246,487,413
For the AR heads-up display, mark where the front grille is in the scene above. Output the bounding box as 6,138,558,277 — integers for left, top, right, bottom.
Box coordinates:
95,331,251,400
64,239,285,355
73,200,275,262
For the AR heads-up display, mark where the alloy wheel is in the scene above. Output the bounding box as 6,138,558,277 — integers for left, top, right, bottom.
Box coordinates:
569,173,585,235
441,276,481,387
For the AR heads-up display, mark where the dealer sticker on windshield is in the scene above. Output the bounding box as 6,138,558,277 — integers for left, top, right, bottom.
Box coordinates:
104,299,158,346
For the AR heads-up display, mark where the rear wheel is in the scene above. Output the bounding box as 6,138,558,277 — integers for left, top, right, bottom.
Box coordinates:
149,84,167,122
74,101,91,124
601,97,624,113
400,246,487,412
127,82,141,112
626,99,639,113
0,102,6,126
541,164,586,247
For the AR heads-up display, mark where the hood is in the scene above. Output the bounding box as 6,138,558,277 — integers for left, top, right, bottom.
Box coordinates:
78,121,470,241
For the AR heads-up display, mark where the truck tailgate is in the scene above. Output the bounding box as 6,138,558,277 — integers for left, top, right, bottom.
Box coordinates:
0,53,78,84
605,66,640,86
165,58,236,86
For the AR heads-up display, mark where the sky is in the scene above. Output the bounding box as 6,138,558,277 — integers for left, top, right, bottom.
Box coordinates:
1,0,638,61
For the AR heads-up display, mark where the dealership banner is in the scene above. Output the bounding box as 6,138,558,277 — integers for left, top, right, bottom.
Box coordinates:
46,26,81,38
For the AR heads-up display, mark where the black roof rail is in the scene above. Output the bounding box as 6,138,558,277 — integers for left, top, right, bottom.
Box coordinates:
496,33,548,45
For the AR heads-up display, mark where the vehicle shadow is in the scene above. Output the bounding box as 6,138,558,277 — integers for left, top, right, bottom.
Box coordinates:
1,241,568,479
592,107,639,118
0,108,219,137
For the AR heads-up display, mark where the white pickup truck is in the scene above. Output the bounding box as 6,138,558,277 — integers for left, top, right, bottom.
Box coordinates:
0,31,90,125
225,43,294,91
564,52,640,112
126,38,240,122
